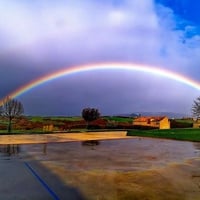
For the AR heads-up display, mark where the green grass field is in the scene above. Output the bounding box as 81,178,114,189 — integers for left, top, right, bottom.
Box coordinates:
127,128,200,142
174,119,194,124
28,116,83,122
103,116,133,123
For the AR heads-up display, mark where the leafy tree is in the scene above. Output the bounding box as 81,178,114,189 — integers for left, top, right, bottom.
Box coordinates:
82,107,100,129
192,96,200,119
0,97,24,133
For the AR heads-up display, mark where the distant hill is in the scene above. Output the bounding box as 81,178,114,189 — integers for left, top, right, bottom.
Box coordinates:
116,112,188,119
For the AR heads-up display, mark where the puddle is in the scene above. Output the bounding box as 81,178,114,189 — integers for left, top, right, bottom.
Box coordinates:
10,138,199,170
1,138,199,168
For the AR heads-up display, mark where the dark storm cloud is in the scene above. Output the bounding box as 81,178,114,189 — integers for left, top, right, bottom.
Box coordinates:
0,0,200,115
0,52,54,97
17,70,199,116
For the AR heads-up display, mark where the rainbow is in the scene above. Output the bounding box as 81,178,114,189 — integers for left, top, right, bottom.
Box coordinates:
1,63,200,103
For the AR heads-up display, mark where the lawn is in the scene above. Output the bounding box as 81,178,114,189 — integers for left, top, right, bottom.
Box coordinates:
127,128,200,142
174,119,194,124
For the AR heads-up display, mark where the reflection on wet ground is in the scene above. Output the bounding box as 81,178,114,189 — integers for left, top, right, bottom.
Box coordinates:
0,144,20,156
14,138,200,170
1,138,200,200
194,142,200,150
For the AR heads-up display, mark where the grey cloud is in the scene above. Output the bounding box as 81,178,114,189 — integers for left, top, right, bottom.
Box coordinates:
0,0,200,115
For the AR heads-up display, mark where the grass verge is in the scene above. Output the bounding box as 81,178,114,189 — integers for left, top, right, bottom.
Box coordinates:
127,128,200,142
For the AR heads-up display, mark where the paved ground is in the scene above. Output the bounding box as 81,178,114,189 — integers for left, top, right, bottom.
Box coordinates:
0,159,50,200
0,132,128,200
0,131,128,144
0,151,86,199
0,134,199,200
29,139,199,200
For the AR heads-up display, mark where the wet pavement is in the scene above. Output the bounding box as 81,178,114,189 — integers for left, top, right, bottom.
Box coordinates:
0,136,200,200
0,131,128,144
19,138,200,170
0,145,86,200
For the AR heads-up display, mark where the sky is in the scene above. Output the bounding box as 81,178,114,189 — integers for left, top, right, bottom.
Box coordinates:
0,0,200,116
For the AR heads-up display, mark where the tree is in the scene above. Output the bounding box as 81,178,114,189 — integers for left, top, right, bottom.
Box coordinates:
0,97,24,133
192,96,200,119
82,107,100,129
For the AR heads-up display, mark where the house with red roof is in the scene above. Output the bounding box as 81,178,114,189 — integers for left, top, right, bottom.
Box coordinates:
133,116,170,129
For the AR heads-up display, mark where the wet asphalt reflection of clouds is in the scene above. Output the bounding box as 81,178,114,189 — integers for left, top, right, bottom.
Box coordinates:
16,138,200,200
17,138,200,171
0,137,200,200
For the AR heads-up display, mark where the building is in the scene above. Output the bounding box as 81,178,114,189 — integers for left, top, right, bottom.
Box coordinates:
133,116,170,129
43,124,54,132
193,119,200,128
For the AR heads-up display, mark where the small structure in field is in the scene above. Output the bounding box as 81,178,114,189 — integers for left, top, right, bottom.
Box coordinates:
133,116,170,129
43,124,54,132
193,119,200,128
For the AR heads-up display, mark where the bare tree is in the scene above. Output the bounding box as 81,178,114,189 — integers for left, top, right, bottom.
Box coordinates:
82,107,100,129
192,96,200,119
0,97,24,133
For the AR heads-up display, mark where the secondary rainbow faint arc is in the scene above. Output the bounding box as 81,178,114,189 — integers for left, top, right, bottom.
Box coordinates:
3,63,200,101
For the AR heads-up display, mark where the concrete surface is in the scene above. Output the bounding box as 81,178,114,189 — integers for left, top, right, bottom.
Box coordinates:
0,132,129,200
0,131,128,144
0,154,85,200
